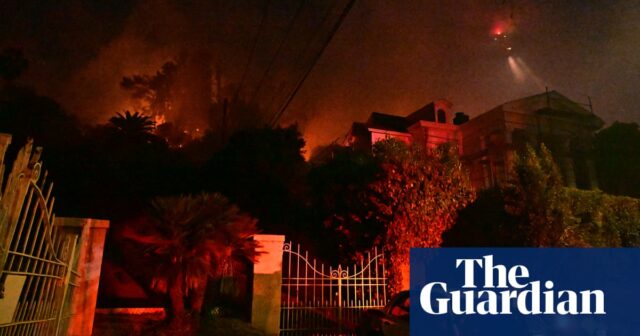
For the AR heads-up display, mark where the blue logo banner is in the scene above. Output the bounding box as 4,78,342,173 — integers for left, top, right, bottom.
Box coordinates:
410,248,640,335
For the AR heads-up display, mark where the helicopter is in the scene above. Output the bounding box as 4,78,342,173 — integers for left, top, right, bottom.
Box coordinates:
491,0,515,54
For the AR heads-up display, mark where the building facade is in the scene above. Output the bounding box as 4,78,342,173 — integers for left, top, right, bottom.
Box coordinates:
344,91,604,190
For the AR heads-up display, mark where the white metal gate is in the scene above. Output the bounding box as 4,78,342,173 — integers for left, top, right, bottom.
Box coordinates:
0,136,80,335
280,242,388,335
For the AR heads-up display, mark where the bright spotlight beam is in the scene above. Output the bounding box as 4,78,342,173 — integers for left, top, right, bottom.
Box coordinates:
514,57,545,89
507,56,546,90
508,56,526,82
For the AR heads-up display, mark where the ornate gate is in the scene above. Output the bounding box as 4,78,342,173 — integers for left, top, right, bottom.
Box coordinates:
280,242,388,335
0,136,81,335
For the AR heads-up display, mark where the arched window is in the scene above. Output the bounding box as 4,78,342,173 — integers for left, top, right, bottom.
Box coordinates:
437,109,446,123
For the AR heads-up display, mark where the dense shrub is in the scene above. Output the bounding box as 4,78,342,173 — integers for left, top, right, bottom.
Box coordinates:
442,188,523,247
371,140,475,293
503,145,580,246
568,189,640,247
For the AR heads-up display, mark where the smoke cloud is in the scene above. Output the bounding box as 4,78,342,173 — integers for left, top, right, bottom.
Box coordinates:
2,0,639,153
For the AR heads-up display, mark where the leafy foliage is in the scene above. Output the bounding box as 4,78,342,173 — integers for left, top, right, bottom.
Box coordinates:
308,145,382,262
503,144,584,247
109,110,156,140
370,140,475,293
568,189,640,247
119,193,260,322
443,188,523,247
205,125,309,236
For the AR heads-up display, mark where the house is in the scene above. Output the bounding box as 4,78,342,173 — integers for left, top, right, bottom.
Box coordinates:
344,91,604,190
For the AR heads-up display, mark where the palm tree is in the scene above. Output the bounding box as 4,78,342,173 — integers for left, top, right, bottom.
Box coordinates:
108,110,155,141
120,193,260,325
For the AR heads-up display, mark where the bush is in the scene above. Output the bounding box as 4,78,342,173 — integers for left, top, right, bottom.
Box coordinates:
442,188,523,247
503,144,578,246
371,140,475,293
568,189,640,247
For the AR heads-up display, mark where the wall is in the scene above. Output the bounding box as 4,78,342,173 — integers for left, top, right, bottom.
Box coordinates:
251,234,285,336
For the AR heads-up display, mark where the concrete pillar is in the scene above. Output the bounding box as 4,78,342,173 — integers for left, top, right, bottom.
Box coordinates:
251,234,285,336
58,217,110,336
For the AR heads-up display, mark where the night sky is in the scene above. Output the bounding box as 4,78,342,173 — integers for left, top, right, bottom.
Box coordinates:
2,0,639,151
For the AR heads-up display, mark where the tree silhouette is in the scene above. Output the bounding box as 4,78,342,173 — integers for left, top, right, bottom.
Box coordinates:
119,193,260,327
204,125,309,236
108,110,156,141
121,61,177,118
308,145,382,263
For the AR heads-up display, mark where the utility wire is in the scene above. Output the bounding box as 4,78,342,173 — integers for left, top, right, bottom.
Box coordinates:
249,0,307,106
270,0,356,127
261,0,340,120
232,0,271,103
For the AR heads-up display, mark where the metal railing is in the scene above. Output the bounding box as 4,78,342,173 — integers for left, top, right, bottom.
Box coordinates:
280,242,388,335
0,136,80,336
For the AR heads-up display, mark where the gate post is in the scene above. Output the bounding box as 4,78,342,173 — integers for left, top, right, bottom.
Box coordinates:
337,271,343,332
58,217,110,336
251,234,285,336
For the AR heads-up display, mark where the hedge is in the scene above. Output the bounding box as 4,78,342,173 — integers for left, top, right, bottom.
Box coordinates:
568,188,640,247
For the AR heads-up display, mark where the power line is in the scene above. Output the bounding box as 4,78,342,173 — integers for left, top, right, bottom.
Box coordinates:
270,0,356,127
261,0,341,120
249,0,307,106
232,0,271,103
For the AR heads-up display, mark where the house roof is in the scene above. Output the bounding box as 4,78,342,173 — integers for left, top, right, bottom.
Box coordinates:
498,90,604,129
499,91,587,115
406,99,452,124
366,112,409,133
350,121,370,137
352,91,604,137
406,102,436,124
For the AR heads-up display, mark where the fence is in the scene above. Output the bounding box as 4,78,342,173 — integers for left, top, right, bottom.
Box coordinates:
0,136,81,335
280,242,388,335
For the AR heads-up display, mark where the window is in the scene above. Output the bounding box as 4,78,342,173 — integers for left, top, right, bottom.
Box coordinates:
437,109,446,123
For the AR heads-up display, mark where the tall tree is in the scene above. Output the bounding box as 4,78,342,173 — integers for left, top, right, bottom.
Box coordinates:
108,110,156,142
204,125,309,236
370,140,475,293
121,61,178,119
308,145,382,263
74,111,196,220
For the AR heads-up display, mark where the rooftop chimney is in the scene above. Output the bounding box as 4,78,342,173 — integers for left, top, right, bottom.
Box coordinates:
453,112,470,125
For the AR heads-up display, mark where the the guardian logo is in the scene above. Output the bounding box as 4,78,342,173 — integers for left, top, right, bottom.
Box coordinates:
420,255,606,316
